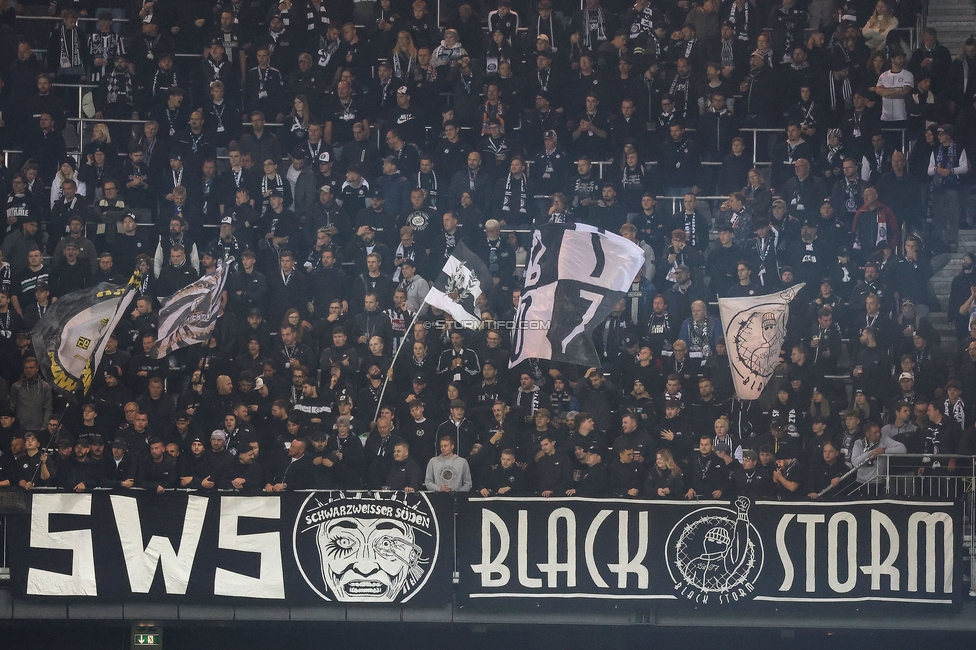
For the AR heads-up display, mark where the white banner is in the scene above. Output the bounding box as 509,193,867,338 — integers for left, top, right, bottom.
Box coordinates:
718,284,805,400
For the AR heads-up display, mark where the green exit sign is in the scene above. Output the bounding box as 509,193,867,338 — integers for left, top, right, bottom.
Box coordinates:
132,626,162,649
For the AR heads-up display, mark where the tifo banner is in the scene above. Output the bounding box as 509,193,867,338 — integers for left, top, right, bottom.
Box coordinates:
510,223,645,368
10,491,453,604
458,498,960,605
718,284,805,400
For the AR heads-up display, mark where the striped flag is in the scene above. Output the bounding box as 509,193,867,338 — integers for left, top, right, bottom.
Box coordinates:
31,271,141,396
150,261,228,359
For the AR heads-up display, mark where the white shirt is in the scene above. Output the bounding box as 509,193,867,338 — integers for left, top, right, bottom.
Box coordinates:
877,69,914,122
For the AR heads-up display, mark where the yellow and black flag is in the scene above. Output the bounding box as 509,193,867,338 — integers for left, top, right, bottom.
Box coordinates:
30,271,141,396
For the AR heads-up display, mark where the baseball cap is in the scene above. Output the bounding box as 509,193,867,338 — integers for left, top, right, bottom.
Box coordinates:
742,449,759,461
254,377,265,390
543,129,557,139
899,372,914,381
220,216,234,225
110,438,128,450
714,442,732,455
318,151,332,164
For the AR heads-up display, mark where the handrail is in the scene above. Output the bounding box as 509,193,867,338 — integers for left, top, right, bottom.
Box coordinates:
16,14,130,23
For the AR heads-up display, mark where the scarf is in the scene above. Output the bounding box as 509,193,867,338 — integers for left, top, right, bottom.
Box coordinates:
417,172,437,207
581,7,607,49
689,319,710,359
306,0,329,33
59,25,83,69
501,173,527,215
844,179,859,212
934,142,960,188
827,71,852,111
721,39,734,67
727,0,751,40
153,70,179,97
392,52,415,79
106,71,133,104
683,213,698,247
754,237,772,285
318,36,339,68
536,15,556,50
537,69,551,92
261,173,284,197
207,56,226,83
392,243,417,282
945,398,966,428
88,32,120,81
669,74,692,117
481,101,504,135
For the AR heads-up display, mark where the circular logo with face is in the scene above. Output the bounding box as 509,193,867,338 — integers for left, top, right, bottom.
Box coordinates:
293,492,440,603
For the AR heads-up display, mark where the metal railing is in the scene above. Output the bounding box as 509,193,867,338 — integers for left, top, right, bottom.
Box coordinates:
866,453,976,596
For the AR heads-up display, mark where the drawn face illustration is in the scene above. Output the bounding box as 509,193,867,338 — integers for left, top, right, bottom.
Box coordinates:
317,517,421,602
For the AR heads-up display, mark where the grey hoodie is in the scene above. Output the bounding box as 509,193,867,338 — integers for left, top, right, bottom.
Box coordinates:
425,453,472,492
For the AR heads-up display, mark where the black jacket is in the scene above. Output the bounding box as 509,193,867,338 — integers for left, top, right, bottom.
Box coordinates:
536,451,573,494
575,462,610,496
136,454,178,491
385,457,423,491
275,454,315,490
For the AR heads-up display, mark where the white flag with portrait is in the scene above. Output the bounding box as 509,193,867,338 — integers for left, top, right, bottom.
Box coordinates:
718,283,805,400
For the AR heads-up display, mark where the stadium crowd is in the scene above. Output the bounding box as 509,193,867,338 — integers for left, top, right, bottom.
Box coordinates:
0,0,975,499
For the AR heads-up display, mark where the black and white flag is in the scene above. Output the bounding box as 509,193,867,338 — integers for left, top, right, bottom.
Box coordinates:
509,223,645,368
31,272,141,396
424,242,492,328
718,283,805,400
151,262,228,359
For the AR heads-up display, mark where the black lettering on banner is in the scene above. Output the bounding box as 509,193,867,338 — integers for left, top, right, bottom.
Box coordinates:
589,232,605,279
510,294,532,360
545,281,613,360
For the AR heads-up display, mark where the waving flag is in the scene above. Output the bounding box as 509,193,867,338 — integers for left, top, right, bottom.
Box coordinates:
151,262,228,358
718,284,805,400
31,272,141,396
509,223,645,368
424,241,492,328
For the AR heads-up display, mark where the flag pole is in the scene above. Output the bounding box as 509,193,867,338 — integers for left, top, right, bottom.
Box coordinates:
372,307,425,423
29,397,76,486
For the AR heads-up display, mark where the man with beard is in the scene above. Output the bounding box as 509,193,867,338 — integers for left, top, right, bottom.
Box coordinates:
448,151,491,212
